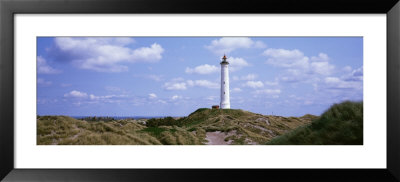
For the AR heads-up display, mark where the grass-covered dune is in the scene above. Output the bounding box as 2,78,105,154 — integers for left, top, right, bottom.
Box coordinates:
37,108,316,145
37,116,164,145
266,101,363,145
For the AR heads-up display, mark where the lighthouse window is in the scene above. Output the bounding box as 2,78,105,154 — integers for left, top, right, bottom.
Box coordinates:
224,81,225,84
224,92,225,95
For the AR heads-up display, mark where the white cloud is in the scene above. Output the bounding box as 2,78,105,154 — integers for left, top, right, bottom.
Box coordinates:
279,64,361,109
280,76,302,83
325,77,341,84
324,77,362,90
163,77,189,90
64,90,128,106
184,57,249,73
231,88,242,92
254,41,267,48
254,89,281,95
228,57,250,71
205,96,218,101
232,74,258,81
37,56,61,74
147,74,163,81
54,37,164,72
112,37,136,45
64,90,88,98
342,66,363,81
186,80,194,87
244,81,264,88
298,66,363,104
264,80,279,86
263,48,336,83
185,64,218,74
37,78,52,86
205,37,266,54
157,100,167,104
322,66,363,91
233,74,257,81
163,78,221,91
148,93,157,99
172,77,185,82
342,66,353,72
131,43,164,61
171,95,182,100
310,61,335,75
240,74,257,81
163,82,187,90
89,94,126,101
277,68,306,83
304,100,314,105
263,49,308,68
89,94,99,100
311,53,329,61
134,74,164,81
187,80,219,89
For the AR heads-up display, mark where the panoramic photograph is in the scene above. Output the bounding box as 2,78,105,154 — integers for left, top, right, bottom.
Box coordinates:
37,37,363,145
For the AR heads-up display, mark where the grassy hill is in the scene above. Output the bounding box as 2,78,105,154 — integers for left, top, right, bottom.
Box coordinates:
37,108,317,145
266,101,363,145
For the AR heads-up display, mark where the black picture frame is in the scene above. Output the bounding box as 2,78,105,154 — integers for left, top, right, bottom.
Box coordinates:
1,0,399,181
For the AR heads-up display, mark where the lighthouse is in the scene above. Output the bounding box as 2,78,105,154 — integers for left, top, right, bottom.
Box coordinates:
220,54,230,109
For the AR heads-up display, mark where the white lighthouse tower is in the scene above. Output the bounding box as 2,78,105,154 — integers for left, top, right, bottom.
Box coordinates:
220,54,230,109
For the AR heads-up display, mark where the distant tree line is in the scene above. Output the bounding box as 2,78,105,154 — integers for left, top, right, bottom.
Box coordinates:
79,116,115,122
146,117,187,127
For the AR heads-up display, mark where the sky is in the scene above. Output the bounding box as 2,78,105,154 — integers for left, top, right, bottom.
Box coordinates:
37,37,363,117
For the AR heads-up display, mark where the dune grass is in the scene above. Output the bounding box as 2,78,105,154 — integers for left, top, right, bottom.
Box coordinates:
37,115,159,145
37,106,323,145
266,101,363,145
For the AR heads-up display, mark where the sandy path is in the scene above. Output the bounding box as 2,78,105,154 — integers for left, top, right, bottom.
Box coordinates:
205,131,236,145
248,124,274,136
205,131,228,145
69,125,83,141
256,117,270,125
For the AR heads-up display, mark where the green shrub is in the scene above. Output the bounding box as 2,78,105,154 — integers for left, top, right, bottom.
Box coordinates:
141,127,167,137
146,117,182,127
267,101,363,145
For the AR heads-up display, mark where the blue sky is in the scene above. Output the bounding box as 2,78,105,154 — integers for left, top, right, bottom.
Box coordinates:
37,37,363,117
